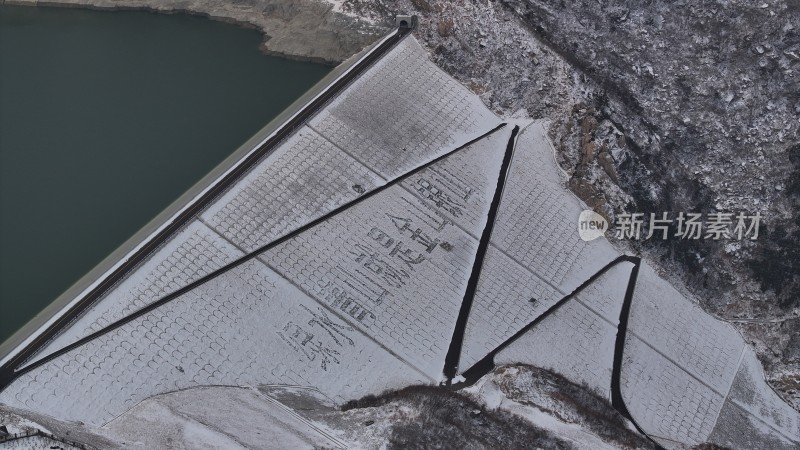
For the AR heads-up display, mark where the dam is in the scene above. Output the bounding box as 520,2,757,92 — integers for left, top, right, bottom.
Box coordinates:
0,20,798,450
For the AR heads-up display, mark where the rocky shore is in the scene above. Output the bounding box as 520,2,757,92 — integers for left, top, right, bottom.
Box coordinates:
2,0,389,64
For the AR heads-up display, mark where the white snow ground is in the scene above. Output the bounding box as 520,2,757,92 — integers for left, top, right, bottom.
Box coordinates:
464,370,621,450
101,386,347,449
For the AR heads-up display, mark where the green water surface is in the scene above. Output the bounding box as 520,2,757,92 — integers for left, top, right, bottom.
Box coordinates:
0,5,330,342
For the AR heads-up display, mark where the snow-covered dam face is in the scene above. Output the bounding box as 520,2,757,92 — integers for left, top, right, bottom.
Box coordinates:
0,33,797,450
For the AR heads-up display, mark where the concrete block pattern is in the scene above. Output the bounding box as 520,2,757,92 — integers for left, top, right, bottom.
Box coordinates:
496,300,617,398
489,124,619,293
1,260,426,426
457,124,622,372
621,335,726,445
629,263,744,395
261,184,479,379
508,123,565,187
574,262,633,324
624,264,799,447
709,397,798,450
459,246,561,370
253,129,508,378
492,262,631,397
202,127,384,252
398,128,511,238
310,37,500,180
0,35,504,428
33,221,244,359
724,347,799,442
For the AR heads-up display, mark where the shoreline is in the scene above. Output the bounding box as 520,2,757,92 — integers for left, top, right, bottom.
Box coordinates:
2,0,390,65
0,23,405,379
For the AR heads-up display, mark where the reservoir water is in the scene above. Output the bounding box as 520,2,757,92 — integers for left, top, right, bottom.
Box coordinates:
0,5,330,342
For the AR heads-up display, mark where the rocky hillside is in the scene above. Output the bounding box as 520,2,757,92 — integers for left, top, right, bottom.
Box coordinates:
330,0,800,410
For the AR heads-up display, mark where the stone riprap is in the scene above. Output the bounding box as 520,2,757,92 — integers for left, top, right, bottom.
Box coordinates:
0,31,797,450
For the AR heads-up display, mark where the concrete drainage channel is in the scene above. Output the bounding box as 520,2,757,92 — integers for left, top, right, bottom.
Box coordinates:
443,125,521,382
435,124,661,446
448,255,662,449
